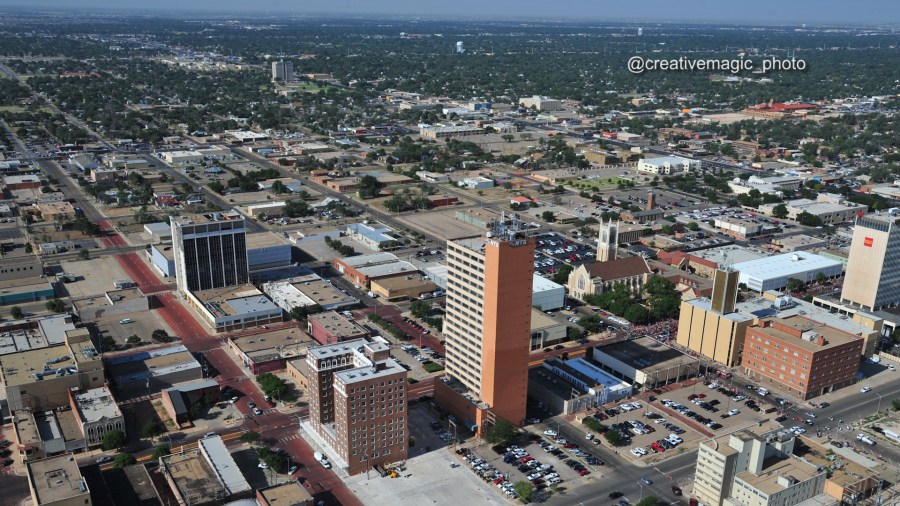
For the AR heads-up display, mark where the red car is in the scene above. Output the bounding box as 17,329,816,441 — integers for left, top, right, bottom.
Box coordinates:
697,394,707,398
563,442,577,449
519,456,534,463
651,443,665,452
578,469,591,476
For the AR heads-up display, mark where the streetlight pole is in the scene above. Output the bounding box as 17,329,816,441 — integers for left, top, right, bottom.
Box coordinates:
875,393,884,415
637,482,644,501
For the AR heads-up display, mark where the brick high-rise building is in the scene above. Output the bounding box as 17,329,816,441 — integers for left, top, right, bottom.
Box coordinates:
306,339,407,475
435,224,535,432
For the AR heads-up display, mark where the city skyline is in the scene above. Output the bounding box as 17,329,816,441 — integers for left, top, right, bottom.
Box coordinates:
1,0,898,25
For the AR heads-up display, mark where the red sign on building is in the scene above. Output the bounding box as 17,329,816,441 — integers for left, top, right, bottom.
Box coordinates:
864,237,874,247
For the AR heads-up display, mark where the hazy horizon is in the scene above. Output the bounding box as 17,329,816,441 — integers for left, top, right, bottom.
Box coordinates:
1,0,898,25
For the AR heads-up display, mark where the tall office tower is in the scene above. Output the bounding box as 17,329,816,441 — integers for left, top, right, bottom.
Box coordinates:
841,212,900,311
647,190,657,210
437,222,535,430
596,219,619,262
171,213,249,294
710,267,739,315
271,60,293,82
637,27,643,36
456,41,464,53
306,339,408,475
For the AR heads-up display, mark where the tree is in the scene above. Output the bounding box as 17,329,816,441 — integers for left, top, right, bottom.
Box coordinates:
541,210,556,223
604,429,622,446
815,272,828,285
623,304,650,324
284,199,311,218
151,329,171,342
786,277,805,293
10,306,23,319
289,304,322,321
771,203,789,219
582,416,602,432
501,134,515,143
141,420,165,438
636,497,660,506
796,211,823,227
552,264,573,285
686,222,700,232
100,335,116,353
208,181,225,194
357,175,379,199
78,249,90,260
24,242,32,254
240,430,260,445
102,429,128,450
152,445,170,459
270,180,287,194
578,315,603,333
410,300,431,321
514,481,534,503
45,298,66,313
483,418,516,446
113,453,136,468
257,372,289,400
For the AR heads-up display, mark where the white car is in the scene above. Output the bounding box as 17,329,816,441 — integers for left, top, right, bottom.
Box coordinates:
258,462,268,469
631,402,642,409
889,365,897,371
861,387,872,393
543,430,558,437
732,395,746,402
630,448,644,457
727,409,740,416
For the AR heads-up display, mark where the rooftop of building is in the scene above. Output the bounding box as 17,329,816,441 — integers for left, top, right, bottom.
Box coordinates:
582,256,651,280
735,454,821,495
307,338,386,360
290,274,358,307
736,293,877,337
684,297,754,321
751,315,863,352
733,252,843,278
257,481,314,505
230,329,313,361
14,410,41,447
640,155,694,166
533,274,563,293
308,311,367,339
160,447,238,504
106,287,146,304
246,232,288,249
794,436,878,489
171,211,244,226
27,454,89,505
773,234,827,248
690,244,768,266
198,435,251,495
335,252,402,268
72,386,122,423
530,308,560,330
346,222,394,242
334,355,406,385
105,344,201,383
192,284,280,318
543,356,632,394
593,336,699,375
370,274,437,291
0,344,83,386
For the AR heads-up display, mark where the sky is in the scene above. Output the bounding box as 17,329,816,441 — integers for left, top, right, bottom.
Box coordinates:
1,0,897,25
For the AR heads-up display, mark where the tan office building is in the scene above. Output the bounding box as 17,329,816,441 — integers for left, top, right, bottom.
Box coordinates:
841,213,900,311
436,230,534,431
26,453,91,506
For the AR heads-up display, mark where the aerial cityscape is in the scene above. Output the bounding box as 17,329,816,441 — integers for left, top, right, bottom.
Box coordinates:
0,2,899,506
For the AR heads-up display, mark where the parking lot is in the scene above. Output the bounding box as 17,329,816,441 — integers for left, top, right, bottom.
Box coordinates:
459,429,606,502
533,232,595,276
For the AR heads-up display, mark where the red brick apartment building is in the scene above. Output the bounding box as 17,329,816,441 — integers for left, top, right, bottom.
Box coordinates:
742,315,863,400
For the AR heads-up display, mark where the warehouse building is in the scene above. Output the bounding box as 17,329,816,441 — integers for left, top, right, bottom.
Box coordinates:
332,253,418,288
733,252,844,293
185,284,283,333
307,311,368,345
532,274,565,311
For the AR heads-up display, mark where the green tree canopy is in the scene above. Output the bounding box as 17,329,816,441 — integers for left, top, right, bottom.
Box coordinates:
514,481,535,503
102,429,128,450
113,453,136,468
152,445,170,459
483,418,517,446
141,420,165,438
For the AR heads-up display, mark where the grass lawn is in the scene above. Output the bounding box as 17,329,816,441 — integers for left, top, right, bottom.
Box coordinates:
568,178,630,191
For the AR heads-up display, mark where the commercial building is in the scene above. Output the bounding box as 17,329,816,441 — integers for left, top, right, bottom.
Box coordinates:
566,256,651,300
694,423,825,506
160,150,204,164
246,232,292,272
68,386,124,448
307,311,368,345
459,176,494,189
742,315,864,400
0,329,104,412
369,274,438,301
590,337,699,390
305,339,408,475
772,235,827,253
637,156,700,175
345,222,396,250
256,482,314,506
105,344,203,395
262,273,358,312
247,201,287,219
271,60,294,82
31,202,76,222
528,308,567,350
185,284,283,333
332,253,418,288
519,95,562,111
159,435,252,506
841,213,900,311
715,217,763,240
0,315,75,356
436,228,534,431
26,453,92,506
13,406,86,460
226,329,308,375
160,379,220,427
686,245,768,278
677,294,754,367
3,174,42,190
171,213,249,294
419,124,485,140
539,356,632,408
532,274,565,311
733,252,843,293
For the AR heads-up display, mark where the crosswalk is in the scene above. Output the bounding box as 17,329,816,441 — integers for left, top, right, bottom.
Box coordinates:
279,434,302,443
